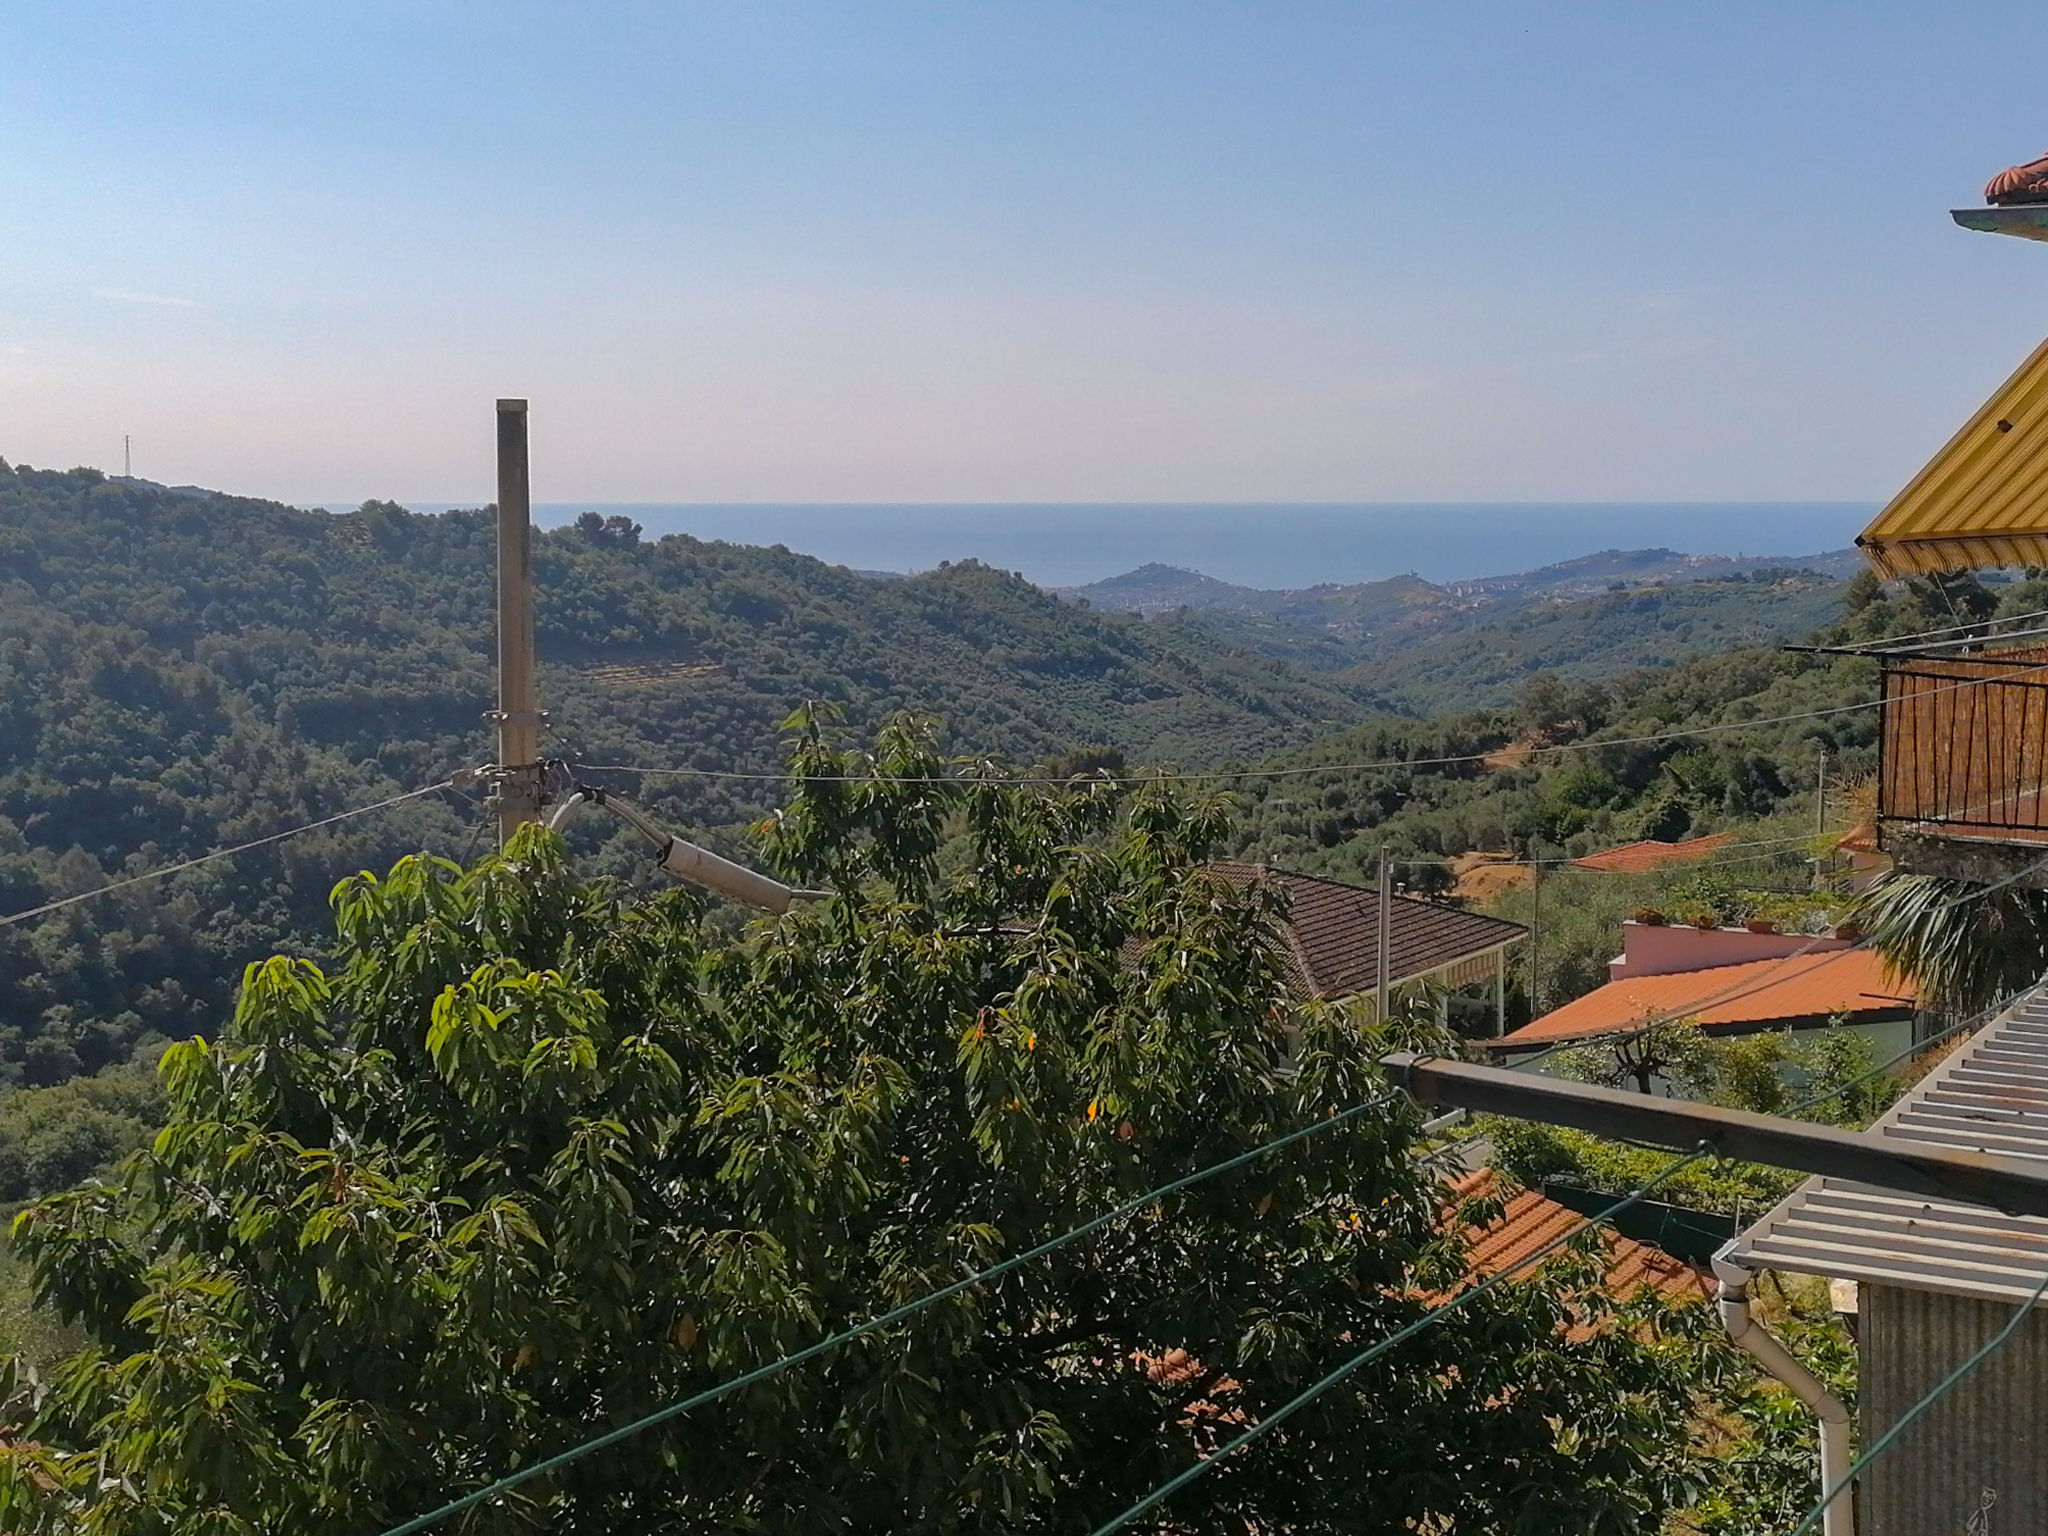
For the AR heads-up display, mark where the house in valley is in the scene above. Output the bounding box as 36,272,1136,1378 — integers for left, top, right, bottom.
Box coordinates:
1489,918,1923,1069
1208,862,1526,1035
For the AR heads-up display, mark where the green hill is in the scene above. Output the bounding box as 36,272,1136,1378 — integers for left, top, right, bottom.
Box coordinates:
1220,566,2043,902
0,462,1380,1089
1339,569,1848,710
1068,557,1856,706
1,454,2021,1109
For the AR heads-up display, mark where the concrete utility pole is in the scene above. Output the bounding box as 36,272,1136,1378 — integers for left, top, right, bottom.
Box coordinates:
1813,745,1828,889
492,399,543,842
1376,848,1393,1024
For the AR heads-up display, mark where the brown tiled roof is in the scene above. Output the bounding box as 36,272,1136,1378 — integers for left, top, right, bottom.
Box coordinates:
1493,947,1918,1049
1446,1169,1715,1323
1208,862,1524,1001
1570,833,1731,874
1128,1171,1707,1419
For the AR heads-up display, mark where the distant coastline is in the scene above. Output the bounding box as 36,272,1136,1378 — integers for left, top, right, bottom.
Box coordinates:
376,501,1874,590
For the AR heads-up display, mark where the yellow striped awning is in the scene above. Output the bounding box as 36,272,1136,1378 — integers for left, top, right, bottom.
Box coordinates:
1860,332,2048,577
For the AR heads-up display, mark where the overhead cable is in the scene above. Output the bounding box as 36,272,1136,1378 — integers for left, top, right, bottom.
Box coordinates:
1784,1263,2048,1536
1094,967,2038,1531
1397,831,1822,871
1831,603,2048,649
1503,850,2048,1070
0,782,453,932
370,1092,1399,1536
1085,1146,1716,1536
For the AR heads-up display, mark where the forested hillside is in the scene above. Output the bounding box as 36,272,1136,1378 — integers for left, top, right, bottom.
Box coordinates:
1225,566,2039,888
1066,549,1860,707
1333,569,1850,711
0,453,2027,1126
0,462,1376,1095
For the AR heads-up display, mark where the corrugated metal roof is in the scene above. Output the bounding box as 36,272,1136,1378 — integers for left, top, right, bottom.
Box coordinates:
1207,863,1524,1001
1493,947,1918,1048
1859,333,2048,577
1727,984,2048,1303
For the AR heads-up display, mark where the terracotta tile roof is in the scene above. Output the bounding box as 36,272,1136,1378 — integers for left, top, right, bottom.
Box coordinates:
1446,1169,1715,1322
1207,862,1524,1001
1570,833,1732,874
1132,1173,1707,1420
1493,946,1919,1049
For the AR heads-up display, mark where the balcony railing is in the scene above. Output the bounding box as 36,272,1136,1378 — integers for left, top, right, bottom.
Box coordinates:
1881,644,2048,845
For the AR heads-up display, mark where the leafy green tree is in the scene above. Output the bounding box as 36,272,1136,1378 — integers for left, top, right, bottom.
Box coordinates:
1688,1293,1857,1535
0,1061,164,1204
3,719,1710,1535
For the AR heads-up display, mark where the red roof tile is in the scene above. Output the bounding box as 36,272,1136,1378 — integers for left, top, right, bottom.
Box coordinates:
1494,947,1918,1048
1571,833,1732,874
1446,1169,1714,1317
1208,862,1524,1001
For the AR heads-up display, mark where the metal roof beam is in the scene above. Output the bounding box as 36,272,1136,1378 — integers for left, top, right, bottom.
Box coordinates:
1381,1053,2048,1219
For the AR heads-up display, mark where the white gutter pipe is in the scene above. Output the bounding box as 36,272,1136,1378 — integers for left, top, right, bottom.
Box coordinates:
1712,1244,1855,1536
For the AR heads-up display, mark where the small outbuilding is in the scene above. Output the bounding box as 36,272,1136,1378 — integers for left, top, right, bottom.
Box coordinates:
1208,862,1526,1034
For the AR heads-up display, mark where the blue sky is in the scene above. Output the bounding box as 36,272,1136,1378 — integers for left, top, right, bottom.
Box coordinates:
5,2,2048,507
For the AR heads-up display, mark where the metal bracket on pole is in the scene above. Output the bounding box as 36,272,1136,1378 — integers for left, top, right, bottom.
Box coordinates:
481,763,545,822
1381,1051,2048,1219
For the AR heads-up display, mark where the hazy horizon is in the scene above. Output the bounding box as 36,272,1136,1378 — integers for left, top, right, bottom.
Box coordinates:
360,498,1875,589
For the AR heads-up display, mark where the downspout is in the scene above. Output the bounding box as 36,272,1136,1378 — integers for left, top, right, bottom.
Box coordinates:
1712,1245,1855,1536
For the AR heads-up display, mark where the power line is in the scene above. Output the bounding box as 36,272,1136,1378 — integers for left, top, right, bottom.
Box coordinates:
351,907,2031,1534
1831,603,2048,649
371,1092,1400,1536
0,783,451,932
573,651,2048,789
1784,1263,2048,1536
1085,1146,1717,1536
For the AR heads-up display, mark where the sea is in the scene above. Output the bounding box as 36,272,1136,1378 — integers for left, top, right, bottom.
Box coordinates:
423,501,1875,591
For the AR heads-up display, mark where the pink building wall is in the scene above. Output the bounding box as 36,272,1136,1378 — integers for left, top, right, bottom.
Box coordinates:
1609,921,1853,982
